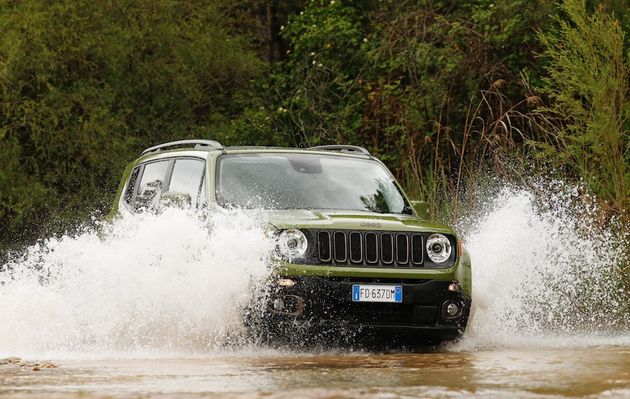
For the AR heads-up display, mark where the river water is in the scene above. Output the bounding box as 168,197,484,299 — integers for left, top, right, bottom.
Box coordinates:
2,345,630,398
1,185,629,398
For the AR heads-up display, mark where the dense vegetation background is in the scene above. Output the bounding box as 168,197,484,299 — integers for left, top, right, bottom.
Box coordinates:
0,0,628,260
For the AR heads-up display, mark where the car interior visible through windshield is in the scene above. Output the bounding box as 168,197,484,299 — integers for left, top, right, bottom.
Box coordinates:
216,153,411,214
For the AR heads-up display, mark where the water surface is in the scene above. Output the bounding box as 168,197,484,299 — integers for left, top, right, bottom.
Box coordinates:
2,346,630,398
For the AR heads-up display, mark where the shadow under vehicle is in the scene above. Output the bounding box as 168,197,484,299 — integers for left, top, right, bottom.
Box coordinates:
110,140,472,347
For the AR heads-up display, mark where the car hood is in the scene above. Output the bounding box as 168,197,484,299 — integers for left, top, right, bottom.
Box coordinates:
260,209,455,234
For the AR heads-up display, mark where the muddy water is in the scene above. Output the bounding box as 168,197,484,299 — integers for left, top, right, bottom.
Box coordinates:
1,346,630,398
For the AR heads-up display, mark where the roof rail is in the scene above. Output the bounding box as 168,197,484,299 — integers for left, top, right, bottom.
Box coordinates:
141,139,223,155
309,145,371,156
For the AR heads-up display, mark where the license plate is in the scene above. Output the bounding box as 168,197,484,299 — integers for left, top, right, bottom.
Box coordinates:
351,285,403,303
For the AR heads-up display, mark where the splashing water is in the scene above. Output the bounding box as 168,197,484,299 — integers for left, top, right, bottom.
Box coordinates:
1,182,628,358
458,182,630,349
0,209,272,357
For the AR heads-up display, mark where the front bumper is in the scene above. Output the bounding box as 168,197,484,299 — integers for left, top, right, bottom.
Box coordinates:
253,276,471,344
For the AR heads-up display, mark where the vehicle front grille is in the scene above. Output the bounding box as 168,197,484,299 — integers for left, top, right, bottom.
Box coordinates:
311,230,455,268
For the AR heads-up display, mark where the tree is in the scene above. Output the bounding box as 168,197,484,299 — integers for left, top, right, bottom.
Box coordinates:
0,0,261,250
537,0,629,211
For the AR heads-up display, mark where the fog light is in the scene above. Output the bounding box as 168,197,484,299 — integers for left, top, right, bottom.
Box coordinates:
273,298,285,311
446,302,460,317
277,278,296,287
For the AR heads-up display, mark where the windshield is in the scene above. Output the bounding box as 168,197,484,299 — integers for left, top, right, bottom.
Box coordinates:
216,153,411,214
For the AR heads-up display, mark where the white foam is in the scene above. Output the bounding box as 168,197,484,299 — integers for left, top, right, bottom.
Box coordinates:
0,208,272,357
1,182,628,357
457,183,629,349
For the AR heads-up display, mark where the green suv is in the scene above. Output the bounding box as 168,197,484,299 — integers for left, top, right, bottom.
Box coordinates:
111,140,472,345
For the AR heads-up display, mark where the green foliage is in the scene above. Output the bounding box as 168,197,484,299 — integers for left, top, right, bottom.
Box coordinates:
0,0,261,250
238,0,554,220
1,0,629,256
274,0,369,145
471,0,553,86
536,0,629,211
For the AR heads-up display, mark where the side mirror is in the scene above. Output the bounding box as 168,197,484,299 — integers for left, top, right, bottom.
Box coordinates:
160,192,192,209
410,200,429,219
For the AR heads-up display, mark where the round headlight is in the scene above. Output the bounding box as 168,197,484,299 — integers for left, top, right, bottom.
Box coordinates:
426,234,452,263
277,229,308,259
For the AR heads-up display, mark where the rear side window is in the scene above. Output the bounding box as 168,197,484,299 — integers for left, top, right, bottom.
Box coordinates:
124,167,140,205
135,160,170,210
168,158,205,208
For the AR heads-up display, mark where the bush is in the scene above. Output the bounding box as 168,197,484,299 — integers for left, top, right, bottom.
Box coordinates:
536,0,629,212
0,0,261,251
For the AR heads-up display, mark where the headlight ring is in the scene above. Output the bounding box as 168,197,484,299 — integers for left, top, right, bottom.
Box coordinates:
276,229,309,259
426,233,452,263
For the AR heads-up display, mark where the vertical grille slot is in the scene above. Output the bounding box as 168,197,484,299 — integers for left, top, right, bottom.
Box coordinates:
396,233,409,265
349,232,362,263
381,233,394,264
365,233,378,263
318,231,331,262
333,232,347,263
411,234,423,265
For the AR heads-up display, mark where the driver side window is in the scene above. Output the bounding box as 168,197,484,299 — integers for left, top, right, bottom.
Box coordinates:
168,158,206,208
